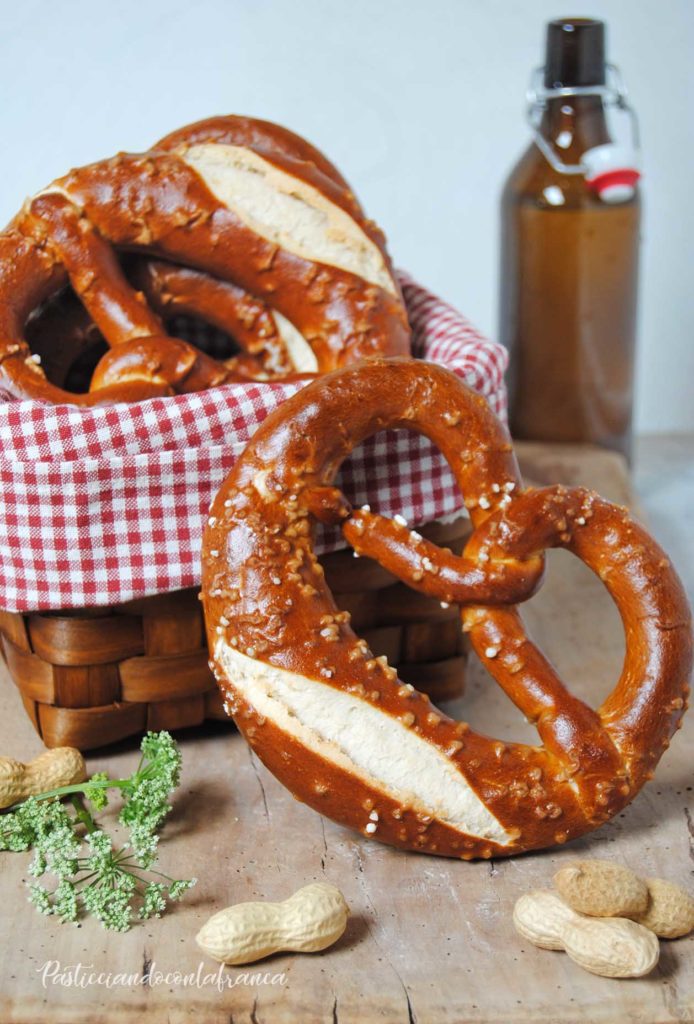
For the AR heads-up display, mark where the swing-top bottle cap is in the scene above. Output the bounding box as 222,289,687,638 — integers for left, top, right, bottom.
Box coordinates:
544,18,606,89
582,144,640,203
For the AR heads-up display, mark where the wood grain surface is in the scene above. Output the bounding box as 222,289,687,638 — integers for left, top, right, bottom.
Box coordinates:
0,440,691,1024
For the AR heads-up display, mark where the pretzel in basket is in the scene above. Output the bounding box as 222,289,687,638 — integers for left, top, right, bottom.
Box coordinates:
0,116,409,404
201,358,692,858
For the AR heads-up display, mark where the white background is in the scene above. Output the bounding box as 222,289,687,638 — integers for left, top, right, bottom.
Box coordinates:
1,0,692,432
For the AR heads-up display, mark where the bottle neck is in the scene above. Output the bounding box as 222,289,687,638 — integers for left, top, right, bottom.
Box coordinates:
539,96,611,162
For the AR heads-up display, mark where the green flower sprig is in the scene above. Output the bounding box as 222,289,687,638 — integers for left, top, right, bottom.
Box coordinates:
0,731,196,931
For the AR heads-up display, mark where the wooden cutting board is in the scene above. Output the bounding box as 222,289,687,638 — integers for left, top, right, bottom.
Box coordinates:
0,443,691,1024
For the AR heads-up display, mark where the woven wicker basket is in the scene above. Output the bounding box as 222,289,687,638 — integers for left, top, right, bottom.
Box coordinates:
0,518,470,750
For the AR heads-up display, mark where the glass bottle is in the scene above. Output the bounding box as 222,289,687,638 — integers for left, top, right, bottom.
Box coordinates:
499,18,640,460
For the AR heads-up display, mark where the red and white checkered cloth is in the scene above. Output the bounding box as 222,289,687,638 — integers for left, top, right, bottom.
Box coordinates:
0,272,507,612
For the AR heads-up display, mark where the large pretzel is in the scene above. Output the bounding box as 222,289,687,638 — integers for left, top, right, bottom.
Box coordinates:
0,116,409,404
201,358,692,858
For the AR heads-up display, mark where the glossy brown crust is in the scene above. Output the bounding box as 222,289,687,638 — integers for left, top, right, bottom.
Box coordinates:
201,358,692,858
134,259,297,379
0,116,409,404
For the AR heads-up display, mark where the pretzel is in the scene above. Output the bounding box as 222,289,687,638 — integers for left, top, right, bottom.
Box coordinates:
24,255,321,389
201,358,692,859
0,115,409,404
132,258,313,378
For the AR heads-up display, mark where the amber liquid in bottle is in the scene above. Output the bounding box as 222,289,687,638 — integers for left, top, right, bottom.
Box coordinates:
499,19,640,459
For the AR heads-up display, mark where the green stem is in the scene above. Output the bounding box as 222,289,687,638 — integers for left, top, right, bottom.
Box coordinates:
72,870,100,887
70,795,97,834
117,862,175,882
16,755,164,809
4,777,133,812
40,778,131,801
